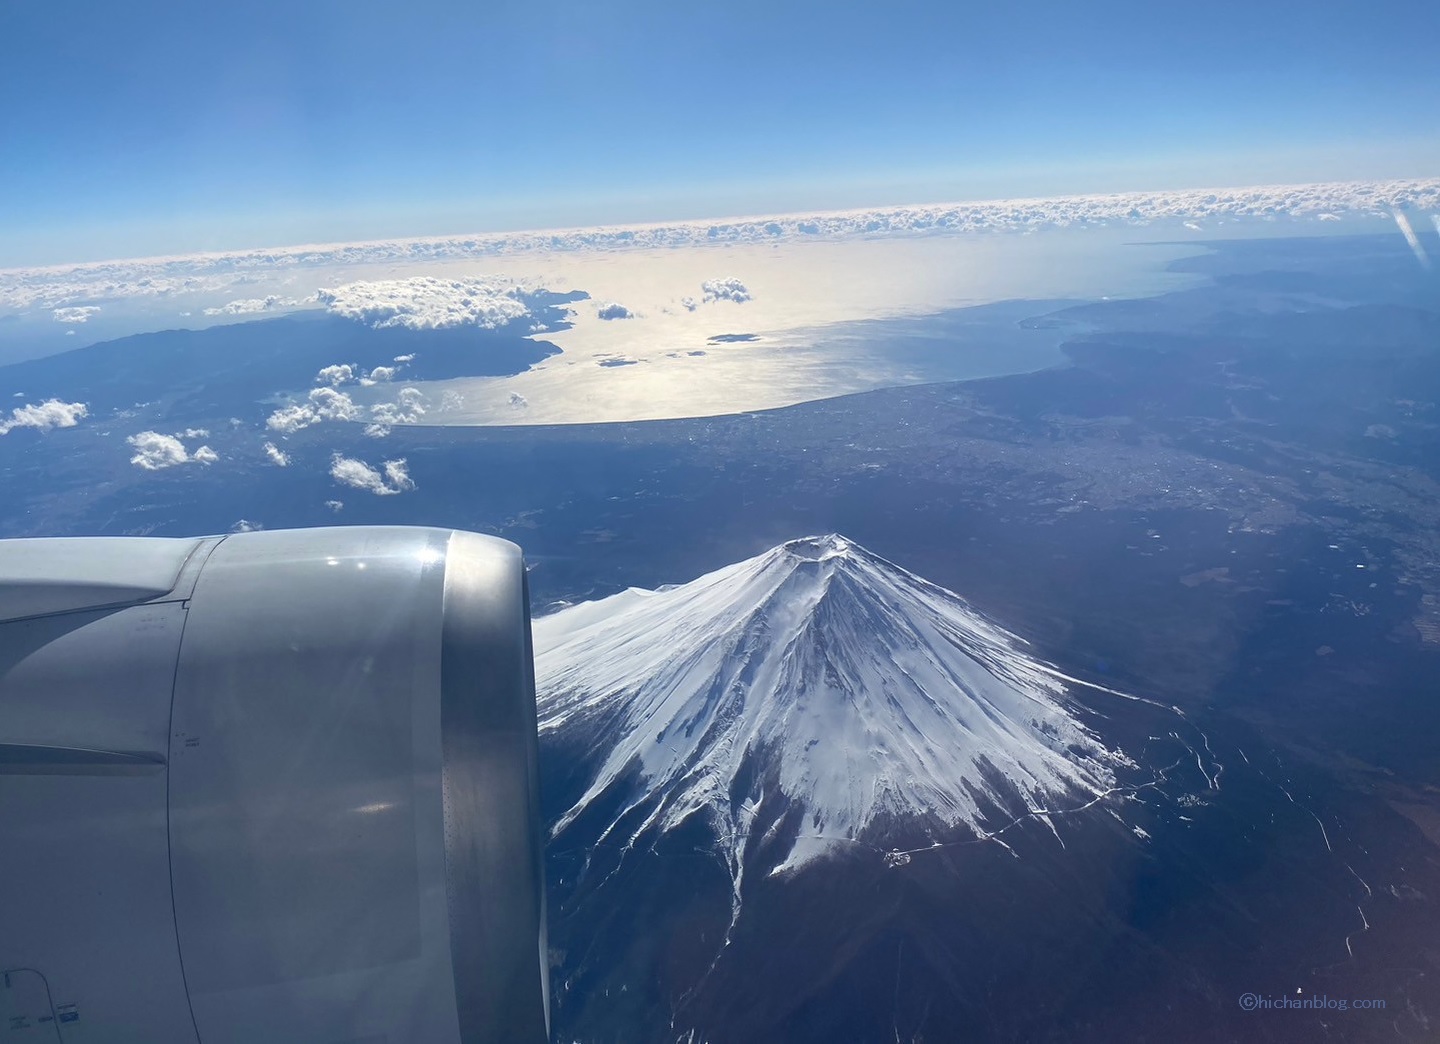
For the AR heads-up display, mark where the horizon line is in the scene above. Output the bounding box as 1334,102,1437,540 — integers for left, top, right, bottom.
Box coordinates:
5,175,1438,279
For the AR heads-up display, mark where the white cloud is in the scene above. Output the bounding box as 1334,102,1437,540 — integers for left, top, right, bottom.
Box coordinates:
262,441,290,466
202,294,296,316
330,453,416,495
597,301,634,320
392,353,415,363
360,365,397,386
701,277,751,304
383,459,412,490
265,406,310,434
680,296,698,312
52,305,99,324
324,499,345,512
231,519,263,533
316,363,357,386
127,430,217,470
0,398,89,435
316,276,534,331
508,392,528,410
266,387,361,433
365,387,427,437
179,427,209,438
128,432,188,470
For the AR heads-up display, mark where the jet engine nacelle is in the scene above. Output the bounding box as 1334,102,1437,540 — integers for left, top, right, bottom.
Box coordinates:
0,527,548,1044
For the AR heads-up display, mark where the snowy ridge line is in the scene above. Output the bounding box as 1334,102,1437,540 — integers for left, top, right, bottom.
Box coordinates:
883,744,1193,862
544,744,1190,866
622,725,1210,869
4,178,1437,311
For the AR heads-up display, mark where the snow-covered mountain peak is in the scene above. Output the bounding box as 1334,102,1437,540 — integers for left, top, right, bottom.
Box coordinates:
774,533,854,563
535,536,1130,874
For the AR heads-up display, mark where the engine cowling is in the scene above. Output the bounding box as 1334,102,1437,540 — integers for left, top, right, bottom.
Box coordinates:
0,526,548,1044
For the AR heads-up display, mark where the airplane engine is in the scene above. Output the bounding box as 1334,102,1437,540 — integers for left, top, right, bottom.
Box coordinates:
0,527,549,1044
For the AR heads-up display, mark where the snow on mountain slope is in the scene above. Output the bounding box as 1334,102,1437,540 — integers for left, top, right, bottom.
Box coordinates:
535,535,1132,873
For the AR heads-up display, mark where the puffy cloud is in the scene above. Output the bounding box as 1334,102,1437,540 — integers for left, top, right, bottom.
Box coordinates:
310,387,361,419
680,296,698,312
0,398,88,435
365,387,427,437
597,301,634,320
360,365,397,386
262,441,290,466
507,392,528,410
179,427,209,438
330,453,416,495
265,405,310,434
316,277,534,331
202,295,296,316
52,306,99,323
392,353,415,363
316,363,357,386
324,499,345,512
383,459,413,491
127,430,217,470
128,432,188,470
231,519,263,533
701,277,751,304
266,387,361,433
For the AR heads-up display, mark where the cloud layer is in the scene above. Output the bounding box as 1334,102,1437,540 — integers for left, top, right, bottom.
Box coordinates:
0,398,88,435
6,178,1437,312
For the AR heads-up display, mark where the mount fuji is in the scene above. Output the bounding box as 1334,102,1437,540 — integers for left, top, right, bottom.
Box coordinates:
536,535,1153,879
534,536,1226,1042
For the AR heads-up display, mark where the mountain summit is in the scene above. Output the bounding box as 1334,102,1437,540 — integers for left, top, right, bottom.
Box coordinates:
535,535,1130,875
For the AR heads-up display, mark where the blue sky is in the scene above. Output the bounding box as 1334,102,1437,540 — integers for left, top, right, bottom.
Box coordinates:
3,0,1438,265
